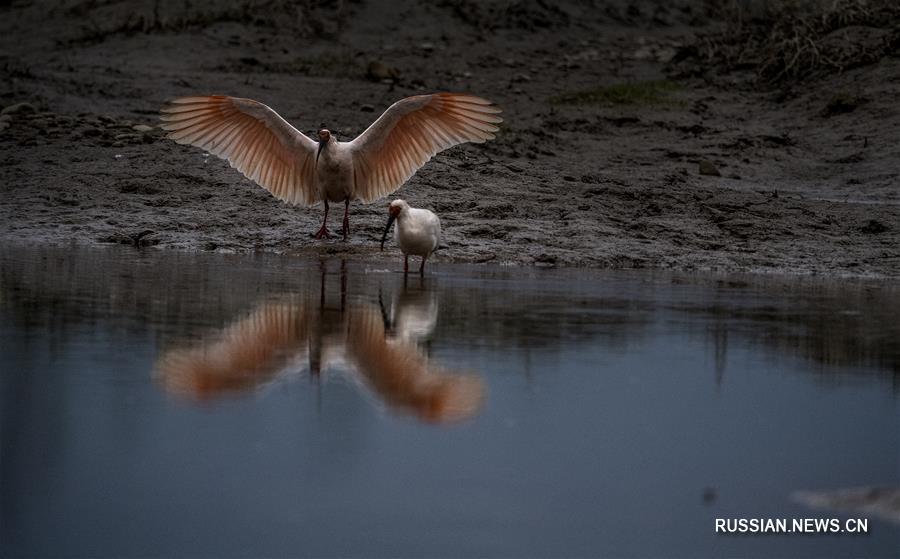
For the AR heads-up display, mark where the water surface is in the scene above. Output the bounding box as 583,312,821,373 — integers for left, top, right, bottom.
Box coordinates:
1,245,898,558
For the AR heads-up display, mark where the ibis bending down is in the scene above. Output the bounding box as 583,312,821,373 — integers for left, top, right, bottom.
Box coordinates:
159,93,501,240
380,199,441,275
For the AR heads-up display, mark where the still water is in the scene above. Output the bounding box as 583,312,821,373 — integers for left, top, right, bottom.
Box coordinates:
1,245,898,558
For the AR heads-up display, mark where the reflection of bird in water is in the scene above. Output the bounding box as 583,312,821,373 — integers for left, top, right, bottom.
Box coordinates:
159,93,500,240
154,271,483,423
381,284,439,346
156,299,312,398
346,306,483,423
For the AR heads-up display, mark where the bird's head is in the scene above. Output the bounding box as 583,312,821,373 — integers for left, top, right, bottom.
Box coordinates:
316,125,331,162
381,199,408,250
389,199,407,218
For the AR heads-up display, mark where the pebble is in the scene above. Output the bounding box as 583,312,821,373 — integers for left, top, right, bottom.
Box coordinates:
366,61,399,82
699,160,721,176
360,104,374,112
1,102,36,115
132,124,154,132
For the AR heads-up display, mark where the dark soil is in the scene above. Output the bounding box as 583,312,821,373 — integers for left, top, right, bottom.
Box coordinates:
1,0,898,277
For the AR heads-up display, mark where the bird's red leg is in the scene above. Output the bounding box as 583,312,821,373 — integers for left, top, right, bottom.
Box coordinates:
404,255,409,274
340,197,350,240
419,256,426,276
313,200,331,239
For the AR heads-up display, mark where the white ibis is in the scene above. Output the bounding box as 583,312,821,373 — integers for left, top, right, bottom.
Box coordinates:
159,93,501,240
380,199,441,275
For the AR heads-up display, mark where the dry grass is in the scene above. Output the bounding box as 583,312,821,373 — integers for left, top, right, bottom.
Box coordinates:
673,0,900,85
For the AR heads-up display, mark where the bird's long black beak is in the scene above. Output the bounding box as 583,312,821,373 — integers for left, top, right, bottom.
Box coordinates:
316,141,325,163
380,215,396,251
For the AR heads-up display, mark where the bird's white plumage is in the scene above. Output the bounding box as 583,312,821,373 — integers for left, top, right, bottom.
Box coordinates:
159,93,502,208
391,200,441,258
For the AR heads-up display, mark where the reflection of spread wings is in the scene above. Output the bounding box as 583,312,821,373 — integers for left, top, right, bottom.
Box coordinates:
346,305,484,424
155,300,312,399
154,292,485,424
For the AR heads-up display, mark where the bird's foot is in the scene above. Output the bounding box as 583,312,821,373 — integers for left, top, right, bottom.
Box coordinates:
312,226,331,239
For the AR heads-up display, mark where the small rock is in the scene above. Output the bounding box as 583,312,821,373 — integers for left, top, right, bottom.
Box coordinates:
54,196,80,207
100,232,132,244
132,124,154,132
419,42,434,52
699,160,721,176
821,94,864,118
534,253,557,267
360,104,374,112
366,61,399,82
203,241,218,251
632,45,654,60
1,102,36,116
129,230,156,246
860,220,888,235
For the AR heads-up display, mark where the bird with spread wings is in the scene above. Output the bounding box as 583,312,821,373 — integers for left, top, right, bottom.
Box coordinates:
159,93,502,240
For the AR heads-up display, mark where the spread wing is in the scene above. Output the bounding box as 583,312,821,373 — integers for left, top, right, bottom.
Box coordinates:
159,96,319,205
349,93,502,203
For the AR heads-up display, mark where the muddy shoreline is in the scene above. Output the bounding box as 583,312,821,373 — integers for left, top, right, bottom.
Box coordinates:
2,1,898,277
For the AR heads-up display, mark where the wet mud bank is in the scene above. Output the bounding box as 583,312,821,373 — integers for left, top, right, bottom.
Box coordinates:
1,0,898,277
